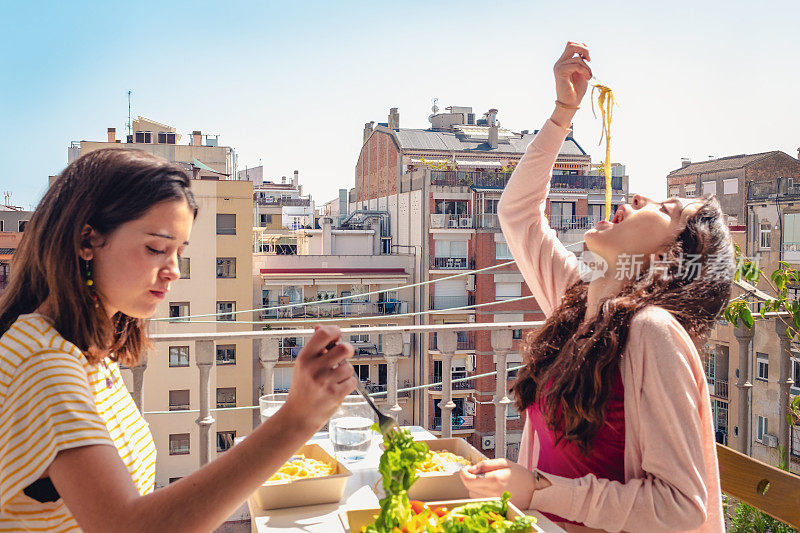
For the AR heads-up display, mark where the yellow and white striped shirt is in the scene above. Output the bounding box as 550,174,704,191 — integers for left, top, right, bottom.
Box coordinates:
0,314,155,532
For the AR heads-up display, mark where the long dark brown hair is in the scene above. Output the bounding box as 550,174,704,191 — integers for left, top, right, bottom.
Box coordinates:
0,148,198,366
512,194,735,452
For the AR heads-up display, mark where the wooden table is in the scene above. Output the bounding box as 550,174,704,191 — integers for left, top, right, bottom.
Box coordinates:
248,426,564,532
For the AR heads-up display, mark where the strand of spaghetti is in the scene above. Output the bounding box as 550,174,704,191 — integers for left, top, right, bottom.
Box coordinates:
591,84,615,221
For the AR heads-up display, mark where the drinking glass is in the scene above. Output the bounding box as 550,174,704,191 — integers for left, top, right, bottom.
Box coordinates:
259,393,289,423
328,395,375,462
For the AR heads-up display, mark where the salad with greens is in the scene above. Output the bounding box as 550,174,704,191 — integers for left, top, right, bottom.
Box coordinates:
363,426,537,533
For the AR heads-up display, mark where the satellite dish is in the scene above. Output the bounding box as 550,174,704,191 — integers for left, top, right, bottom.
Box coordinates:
431,97,439,114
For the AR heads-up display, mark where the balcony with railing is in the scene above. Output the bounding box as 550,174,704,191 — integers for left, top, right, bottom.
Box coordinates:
429,214,474,229
548,215,600,231
261,300,408,319
709,377,729,400
430,331,475,351
748,179,800,202
430,170,513,188
430,294,474,311
430,257,470,270
140,320,800,529
551,173,623,191
254,197,311,207
476,213,500,228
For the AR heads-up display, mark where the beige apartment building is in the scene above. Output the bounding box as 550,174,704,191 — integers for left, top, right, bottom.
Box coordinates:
71,118,254,487
253,217,418,424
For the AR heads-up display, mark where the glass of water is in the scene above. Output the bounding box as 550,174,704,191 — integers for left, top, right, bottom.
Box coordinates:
329,395,375,462
259,393,288,424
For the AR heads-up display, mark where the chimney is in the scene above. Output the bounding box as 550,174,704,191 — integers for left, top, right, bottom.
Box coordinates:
488,125,499,149
292,170,299,188
281,176,286,184
107,128,116,143
797,147,800,160
681,158,692,168
388,108,399,130
321,217,333,255
486,108,498,127
363,121,375,144
192,130,202,146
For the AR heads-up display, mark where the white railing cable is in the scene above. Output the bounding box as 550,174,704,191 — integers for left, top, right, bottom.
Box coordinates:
152,239,587,322
141,364,526,415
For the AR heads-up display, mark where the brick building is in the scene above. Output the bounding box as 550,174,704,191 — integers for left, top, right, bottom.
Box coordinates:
352,105,630,458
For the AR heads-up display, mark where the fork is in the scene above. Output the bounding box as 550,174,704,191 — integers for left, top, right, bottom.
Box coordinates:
352,377,398,438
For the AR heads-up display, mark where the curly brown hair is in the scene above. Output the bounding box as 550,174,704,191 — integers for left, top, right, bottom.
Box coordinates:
511,194,735,452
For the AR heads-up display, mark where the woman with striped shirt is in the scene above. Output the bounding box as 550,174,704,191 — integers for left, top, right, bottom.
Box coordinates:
0,149,358,532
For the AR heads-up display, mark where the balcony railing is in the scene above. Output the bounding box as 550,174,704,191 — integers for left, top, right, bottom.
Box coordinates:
548,215,600,231
748,179,800,202
430,170,513,188
431,257,469,270
551,174,623,190
430,214,474,229
430,331,475,350
431,295,474,310
432,415,475,431
261,300,408,319
476,213,500,228
140,321,800,528
254,197,311,207
431,379,475,391
709,377,729,399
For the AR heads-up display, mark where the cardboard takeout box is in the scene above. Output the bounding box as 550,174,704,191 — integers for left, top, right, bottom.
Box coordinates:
252,443,351,510
342,497,544,532
406,438,488,501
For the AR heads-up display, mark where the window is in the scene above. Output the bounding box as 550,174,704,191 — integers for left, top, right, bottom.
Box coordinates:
0,220,4,231
350,325,370,344
217,431,236,452
685,184,697,198
216,301,236,321
434,240,468,258
668,186,680,197
702,181,716,196
216,214,236,235
354,364,370,381
279,337,303,359
157,132,176,145
135,131,153,144
757,352,769,381
760,223,772,250
216,387,236,409
507,362,519,382
549,201,574,227
216,344,236,365
17,220,28,232
507,391,520,420
434,200,468,215
378,364,387,386
260,213,273,226
757,415,768,442
169,302,190,322
169,390,189,411
169,346,189,367
784,213,800,250
178,257,190,279
483,198,499,214
512,329,522,340
169,433,190,455
723,178,738,195
496,282,521,301
169,477,182,484
793,359,800,391
216,258,236,278
496,243,513,260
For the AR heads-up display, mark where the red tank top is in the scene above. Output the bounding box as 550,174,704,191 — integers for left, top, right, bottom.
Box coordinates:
526,368,625,525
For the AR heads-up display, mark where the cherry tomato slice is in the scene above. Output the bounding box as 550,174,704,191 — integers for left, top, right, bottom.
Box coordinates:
431,506,449,518
409,500,428,515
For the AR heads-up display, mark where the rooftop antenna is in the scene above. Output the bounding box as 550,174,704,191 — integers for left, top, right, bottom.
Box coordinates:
428,97,439,125
3,191,10,207
126,90,132,136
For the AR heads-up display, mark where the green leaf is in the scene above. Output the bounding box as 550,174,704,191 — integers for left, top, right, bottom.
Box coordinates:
740,307,754,328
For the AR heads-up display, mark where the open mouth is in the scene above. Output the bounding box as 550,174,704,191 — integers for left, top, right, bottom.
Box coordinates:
611,208,626,224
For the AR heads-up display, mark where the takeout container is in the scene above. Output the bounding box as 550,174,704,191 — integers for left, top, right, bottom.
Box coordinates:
341,498,545,533
406,438,488,501
252,443,352,510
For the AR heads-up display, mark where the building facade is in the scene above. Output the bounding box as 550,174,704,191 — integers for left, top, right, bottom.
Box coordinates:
352,105,630,458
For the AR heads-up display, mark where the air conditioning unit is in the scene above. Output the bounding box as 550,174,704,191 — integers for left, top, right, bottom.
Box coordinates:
448,219,459,228
764,433,779,448
459,216,473,228
467,315,476,323
465,274,476,291
482,435,495,450
466,353,476,372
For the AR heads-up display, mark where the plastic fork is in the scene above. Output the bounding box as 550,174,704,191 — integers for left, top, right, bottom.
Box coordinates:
352,377,398,438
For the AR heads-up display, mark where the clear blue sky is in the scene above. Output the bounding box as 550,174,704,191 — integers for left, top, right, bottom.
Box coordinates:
1,0,798,210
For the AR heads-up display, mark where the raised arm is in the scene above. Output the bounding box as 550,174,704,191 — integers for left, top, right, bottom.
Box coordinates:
49,325,358,533
498,42,593,317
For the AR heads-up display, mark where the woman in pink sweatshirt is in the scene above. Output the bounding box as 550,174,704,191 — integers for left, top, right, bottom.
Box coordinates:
460,42,733,532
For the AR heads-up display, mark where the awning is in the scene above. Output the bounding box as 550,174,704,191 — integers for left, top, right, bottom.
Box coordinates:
192,158,230,177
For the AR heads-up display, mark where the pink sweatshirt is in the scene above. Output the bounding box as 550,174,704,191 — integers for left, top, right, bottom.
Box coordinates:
498,118,724,533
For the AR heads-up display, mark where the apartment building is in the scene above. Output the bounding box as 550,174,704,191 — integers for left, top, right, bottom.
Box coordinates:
253,217,418,424
352,105,630,458
71,119,254,487
0,206,33,292
667,150,800,471
245,168,315,254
